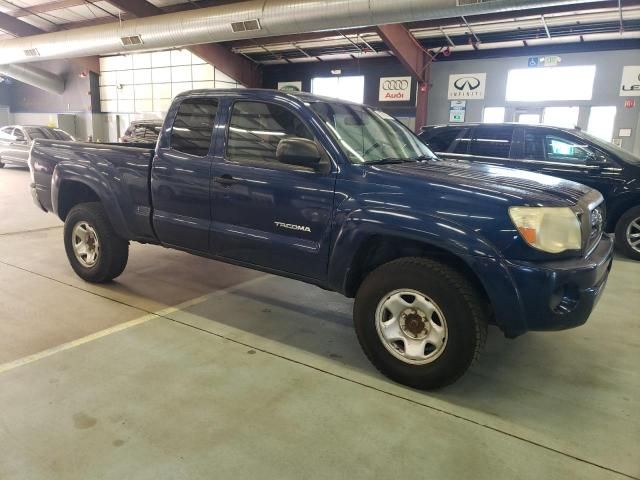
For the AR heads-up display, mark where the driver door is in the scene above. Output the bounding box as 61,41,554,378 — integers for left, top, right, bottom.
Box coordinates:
210,100,337,280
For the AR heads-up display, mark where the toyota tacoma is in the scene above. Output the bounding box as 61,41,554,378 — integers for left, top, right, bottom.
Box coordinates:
29,89,614,389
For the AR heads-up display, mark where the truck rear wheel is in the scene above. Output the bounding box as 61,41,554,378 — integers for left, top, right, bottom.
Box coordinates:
614,206,640,261
64,202,129,283
354,257,488,390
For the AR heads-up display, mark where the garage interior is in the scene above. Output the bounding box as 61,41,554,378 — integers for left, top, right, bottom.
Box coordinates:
1,0,640,478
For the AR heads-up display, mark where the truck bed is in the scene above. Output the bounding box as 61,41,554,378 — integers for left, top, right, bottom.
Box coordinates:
30,139,157,241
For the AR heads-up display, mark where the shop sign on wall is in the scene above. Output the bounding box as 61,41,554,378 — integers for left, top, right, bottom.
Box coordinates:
447,73,486,100
449,100,466,122
619,66,640,96
278,81,303,92
379,77,412,101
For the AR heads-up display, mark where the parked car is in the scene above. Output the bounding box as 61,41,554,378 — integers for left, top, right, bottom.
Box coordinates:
0,125,74,168
28,89,613,389
120,119,163,144
419,123,640,260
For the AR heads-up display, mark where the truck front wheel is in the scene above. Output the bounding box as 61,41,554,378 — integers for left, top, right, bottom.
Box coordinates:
64,202,129,283
354,257,488,390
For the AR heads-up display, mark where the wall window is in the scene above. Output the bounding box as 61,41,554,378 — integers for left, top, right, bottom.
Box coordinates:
587,106,617,142
170,98,218,157
311,76,365,104
227,101,314,167
99,49,242,114
483,107,505,123
543,106,580,129
506,66,596,102
469,126,514,158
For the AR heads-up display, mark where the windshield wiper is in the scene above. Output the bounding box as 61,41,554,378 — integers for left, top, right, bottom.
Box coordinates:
366,157,418,165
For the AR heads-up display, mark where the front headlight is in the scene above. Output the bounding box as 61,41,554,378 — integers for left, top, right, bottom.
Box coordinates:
509,206,581,253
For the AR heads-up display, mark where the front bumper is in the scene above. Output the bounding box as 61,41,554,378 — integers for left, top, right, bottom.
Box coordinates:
503,234,614,335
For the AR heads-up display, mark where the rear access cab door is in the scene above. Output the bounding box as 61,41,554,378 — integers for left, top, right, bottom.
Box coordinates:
209,96,338,280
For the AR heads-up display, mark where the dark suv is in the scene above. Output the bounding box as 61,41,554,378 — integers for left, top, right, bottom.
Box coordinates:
419,123,640,260
120,119,163,144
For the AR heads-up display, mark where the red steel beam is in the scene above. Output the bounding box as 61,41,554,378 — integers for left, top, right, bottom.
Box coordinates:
376,24,429,131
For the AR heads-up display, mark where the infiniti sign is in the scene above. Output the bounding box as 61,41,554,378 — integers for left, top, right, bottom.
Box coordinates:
453,76,481,91
448,72,486,99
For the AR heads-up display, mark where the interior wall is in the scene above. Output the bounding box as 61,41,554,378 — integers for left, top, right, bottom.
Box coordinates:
262,56,419,121
427,48,640,153
263,44,640,154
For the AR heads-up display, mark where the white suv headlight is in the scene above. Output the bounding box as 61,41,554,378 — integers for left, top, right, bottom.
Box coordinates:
509,206,581,253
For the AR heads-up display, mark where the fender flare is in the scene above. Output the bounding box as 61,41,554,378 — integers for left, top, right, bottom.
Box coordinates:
327,207,527,335
52,162,135,240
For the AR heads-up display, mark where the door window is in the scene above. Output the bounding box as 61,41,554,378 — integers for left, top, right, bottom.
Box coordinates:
469,126,514,158
12,128,25,142
170,98,218,156
0,127,14,141
227,101,316,168
523,130,545,160
424,128,466,153
545,135,592,163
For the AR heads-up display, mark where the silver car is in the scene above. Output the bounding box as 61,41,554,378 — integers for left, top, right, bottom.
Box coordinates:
0,125,75,168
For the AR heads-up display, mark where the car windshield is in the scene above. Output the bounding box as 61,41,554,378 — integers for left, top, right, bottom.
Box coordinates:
25,127,74,141
309,101,435,164
576,130,640,166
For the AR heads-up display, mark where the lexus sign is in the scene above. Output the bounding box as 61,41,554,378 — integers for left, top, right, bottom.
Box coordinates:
379,76,412,102
619,66,640,96
447,73,486,100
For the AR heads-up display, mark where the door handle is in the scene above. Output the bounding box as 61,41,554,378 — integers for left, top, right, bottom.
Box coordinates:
214,174,237,187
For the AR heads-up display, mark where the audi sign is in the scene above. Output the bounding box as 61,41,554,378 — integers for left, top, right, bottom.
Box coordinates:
379,76,412,102
447,73,486,100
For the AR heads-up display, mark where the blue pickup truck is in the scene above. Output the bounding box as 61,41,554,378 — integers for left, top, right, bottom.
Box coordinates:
29,89,614,389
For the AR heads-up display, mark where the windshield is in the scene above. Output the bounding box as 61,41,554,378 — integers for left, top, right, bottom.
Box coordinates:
576,130,640,166
25,127,74,141
309,101,435,164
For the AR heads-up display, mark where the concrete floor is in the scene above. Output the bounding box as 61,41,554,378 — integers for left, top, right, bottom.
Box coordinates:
0,165,638,480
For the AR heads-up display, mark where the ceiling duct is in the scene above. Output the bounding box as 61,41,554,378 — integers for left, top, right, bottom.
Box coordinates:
0,0,605,66
0,63,65,94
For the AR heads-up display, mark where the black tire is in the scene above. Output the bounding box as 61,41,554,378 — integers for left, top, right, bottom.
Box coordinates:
354,257,488,390
64,202,129,283
0,158,4,168
614,206,640,261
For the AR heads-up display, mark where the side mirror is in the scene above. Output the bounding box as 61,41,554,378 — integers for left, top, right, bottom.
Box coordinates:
276,137,321,169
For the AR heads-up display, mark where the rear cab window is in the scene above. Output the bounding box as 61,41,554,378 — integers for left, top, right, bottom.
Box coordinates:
170,97,219,156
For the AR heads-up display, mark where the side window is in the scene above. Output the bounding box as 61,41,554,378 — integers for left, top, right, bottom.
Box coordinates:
227,101,315,167
544,134,591,163
469,126,514,158
451,128,471,154
170,98,219,157
0,127,14,140
13,128,25,142
523,130,545,160
425,128,464,152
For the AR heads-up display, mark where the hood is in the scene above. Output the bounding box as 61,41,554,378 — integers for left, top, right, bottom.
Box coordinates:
368,160,591,207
